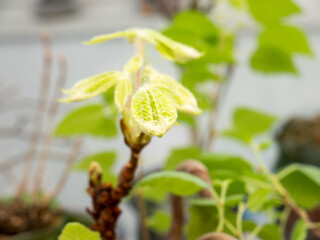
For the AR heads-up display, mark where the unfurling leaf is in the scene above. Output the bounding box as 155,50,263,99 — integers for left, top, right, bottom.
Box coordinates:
149,71,202,115
130,85,177,137
60,71,123,102
124,56,143,74
114,77,132,112
84,28,202,64
58,222,100,240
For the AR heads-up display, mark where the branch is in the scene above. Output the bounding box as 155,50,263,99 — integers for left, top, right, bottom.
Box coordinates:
16,31,53,196
32,54,68,194
87,119,150,240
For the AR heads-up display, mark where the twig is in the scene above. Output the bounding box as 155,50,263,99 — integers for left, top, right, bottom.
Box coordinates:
32,54,67,195
16,31,52,196
205,65,234,151
45,138,83,202
87,120,150,240
136,190,151,240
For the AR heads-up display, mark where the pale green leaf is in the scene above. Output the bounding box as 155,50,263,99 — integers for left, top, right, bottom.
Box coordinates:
248,0,301,25
114,77,132,112
85,28,202,63
149,71,202,115
259,25,312,56
251,46,297,74
58,222,100,240
55,104,117,138
130,85,177,137
84,29,136,45
60,71,122,102
143,29,203,63
147,211,171,234
277,164,320,209
123,56,143,73
292,219,307,240
136,171,210,196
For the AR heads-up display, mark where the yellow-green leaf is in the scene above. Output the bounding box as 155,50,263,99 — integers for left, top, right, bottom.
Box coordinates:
114,76,132,112
60,71,122,102
149,71,201,115
84,28,202,64
124,56,143,73
130,85,177,137
143,29,203,63
58,222,100,240
83,29,136,45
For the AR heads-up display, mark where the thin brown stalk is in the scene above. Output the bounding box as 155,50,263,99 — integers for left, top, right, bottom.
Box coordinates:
45,138,83,202
16,31,52,196
32,54,67,195
205,65,234,151
136,190,151,240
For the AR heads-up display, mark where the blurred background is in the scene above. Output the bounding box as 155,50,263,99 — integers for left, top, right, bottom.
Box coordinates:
0,0,320,238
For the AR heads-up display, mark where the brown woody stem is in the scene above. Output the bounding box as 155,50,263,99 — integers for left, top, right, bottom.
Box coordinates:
87,120,149,240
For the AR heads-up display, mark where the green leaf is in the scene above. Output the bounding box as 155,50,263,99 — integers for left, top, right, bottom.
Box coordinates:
147,211,171,234
248,0,301,25
259,25,312,56
130,85,177,137
278,164,320,209
200,153,253,180
136,171,210,196
222,107,277,143
165,147,202,171
58,222,100,240
258,224,282,240
292,219,308,240
191,194,244,208
60,72,122,102
55,104,117,138
136,187,168,203
187,202,218,240
123,56,143,73
234,107,277,135
73,151,117,185
148,70,201,115
114,76,132,112
247,189,272,212
251,46,297,74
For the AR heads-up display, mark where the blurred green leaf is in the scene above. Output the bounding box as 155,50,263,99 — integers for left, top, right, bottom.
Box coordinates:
247,188,272,212
292,219,308,240
258,223,282,240
191,194,244,208
248,0,300,25
200,153,253,179
177,112,195,126
278,164,320,209
147,210,171,234
58,222,100,240
251,46,297,74
136,171,209,196
259,25,312,56
136,187,168,203
222,107,277,143
73,151,117,185
165,147,202,171
55,104,117,138
187,202,218,240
